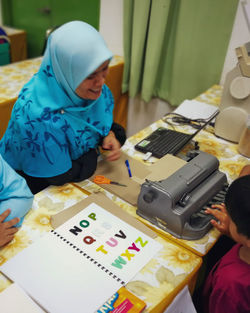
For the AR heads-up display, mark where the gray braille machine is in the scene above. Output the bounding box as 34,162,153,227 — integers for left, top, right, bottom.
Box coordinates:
137,150,228,240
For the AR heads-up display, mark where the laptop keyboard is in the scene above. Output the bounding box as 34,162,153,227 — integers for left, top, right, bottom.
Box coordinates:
135,127,193,158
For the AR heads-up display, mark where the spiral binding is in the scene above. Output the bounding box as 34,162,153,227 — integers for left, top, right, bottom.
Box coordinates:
51,229,125,285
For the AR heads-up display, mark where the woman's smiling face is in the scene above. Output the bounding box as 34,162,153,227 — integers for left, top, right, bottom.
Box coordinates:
75,60,109,100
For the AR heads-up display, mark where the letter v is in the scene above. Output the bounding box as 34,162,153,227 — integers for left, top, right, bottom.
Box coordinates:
114,230,126,239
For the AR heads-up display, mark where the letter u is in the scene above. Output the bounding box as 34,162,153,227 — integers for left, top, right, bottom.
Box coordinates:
106,237,118,247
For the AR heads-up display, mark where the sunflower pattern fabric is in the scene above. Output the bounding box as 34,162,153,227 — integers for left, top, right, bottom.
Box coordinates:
0,183,202,313
0,58,249,311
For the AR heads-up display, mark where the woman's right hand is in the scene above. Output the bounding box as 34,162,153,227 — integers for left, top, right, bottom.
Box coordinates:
0,209,19,247
205,203,230,236
102,131,121,161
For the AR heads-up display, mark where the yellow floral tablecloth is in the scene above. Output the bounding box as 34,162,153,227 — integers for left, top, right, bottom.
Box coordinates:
0,56,202,312
0,61,246,311
0,57,42,102
0,183,201,313
112,84,249,257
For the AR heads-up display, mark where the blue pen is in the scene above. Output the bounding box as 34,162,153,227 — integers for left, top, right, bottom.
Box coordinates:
125,159,132,177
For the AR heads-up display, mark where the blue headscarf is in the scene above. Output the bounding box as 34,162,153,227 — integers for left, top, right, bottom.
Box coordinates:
0,21,114,177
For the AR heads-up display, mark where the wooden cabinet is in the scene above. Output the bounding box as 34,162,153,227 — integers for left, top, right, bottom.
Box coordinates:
1,0,100,58
2,26,27,62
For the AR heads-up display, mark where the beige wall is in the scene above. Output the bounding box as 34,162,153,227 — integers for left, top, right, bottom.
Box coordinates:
99,0,123,56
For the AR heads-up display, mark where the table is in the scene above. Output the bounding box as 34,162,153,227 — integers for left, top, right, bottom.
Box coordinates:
76,85,250,257
0,183,202,313
0,56,202,311
0,73,246,310
116,85,249,257
0,57,42,139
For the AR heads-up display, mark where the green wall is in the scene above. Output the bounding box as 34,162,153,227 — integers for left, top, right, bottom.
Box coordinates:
2,0,100,57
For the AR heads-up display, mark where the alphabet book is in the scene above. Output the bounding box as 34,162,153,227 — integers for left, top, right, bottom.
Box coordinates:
1,195,162,313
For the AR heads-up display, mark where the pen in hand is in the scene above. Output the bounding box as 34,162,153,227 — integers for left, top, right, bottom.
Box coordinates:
125,159,132,177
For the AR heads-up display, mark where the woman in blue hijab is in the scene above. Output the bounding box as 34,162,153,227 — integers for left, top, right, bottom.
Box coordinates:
0,21,126,194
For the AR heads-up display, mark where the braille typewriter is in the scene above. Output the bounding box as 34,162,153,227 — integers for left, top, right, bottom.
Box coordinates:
137,150,228,240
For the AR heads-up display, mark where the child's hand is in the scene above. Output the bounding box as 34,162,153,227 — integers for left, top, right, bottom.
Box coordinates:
102,131,121,161
0,209,20,247
205,203,230,236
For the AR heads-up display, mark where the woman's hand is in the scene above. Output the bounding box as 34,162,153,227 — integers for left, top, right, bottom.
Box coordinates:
102,131,121,161
205,203,230,236
0,209,19,247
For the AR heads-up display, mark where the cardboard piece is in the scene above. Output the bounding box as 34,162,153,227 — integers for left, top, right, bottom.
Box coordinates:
50,192,157,239
89,152,186,205
90,153,151,206
145,154,186,181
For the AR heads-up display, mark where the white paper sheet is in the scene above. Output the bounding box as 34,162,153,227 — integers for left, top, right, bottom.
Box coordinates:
173,99,219,120
164,285,197,313
0,283,45,313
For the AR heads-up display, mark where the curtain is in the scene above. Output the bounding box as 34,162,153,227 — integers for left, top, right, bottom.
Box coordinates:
122,0,239,106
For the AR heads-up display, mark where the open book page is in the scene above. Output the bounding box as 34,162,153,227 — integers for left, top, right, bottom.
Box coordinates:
50,193,157,238
54,202,162,282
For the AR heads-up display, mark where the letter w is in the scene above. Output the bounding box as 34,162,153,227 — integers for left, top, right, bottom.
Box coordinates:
111,256,127,269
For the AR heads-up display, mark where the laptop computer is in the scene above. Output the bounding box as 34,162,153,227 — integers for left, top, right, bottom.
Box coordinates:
134,110,219,158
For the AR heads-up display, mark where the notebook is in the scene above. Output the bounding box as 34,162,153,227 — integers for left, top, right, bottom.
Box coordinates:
135,107,219,158
1,197,162,313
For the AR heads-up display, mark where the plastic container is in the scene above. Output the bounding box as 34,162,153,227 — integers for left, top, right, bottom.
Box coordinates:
238,115,250,158
0,32,10,66
0,41,10,65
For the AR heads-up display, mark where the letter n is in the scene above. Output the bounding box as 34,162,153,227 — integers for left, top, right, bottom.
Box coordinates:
69,226,82,236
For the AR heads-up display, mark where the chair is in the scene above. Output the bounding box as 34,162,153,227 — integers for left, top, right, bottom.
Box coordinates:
0,32,11,65
105,57,128,130
41,26,60,55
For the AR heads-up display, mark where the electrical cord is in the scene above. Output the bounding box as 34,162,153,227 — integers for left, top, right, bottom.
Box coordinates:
161,112,212,130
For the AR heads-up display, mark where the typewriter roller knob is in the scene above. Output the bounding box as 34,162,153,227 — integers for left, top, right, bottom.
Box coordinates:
178,193,191,207
143,191,156,203
186,151,199,161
